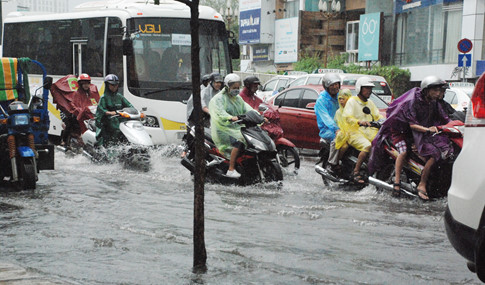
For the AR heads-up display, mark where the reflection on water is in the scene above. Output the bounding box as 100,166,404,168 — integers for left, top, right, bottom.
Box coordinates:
0,147,480,284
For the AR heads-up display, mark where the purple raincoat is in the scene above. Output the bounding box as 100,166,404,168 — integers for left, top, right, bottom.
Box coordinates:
368,88,452,174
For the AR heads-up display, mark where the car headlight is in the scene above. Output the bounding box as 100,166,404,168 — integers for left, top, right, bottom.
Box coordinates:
143,115,160,128
12,114,30,126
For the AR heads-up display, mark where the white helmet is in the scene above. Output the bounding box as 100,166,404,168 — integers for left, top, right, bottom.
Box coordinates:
355,76,375,94
420,75,447,90
224,73,241,88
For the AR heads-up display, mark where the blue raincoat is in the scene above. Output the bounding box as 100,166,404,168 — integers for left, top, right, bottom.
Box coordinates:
315,90,339,140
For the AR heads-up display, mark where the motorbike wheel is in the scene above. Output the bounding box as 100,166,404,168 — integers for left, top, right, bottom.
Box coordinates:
260,159,283,182
277,145,300,173
19,157,36,190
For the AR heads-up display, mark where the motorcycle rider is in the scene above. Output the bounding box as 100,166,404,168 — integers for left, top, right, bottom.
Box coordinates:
369,75,451,200
201,74,211,89
209,73,254,179
239,76,263,110
342,76,383,184
72,73,100,134
315,73,341,174
333,89,352,165
95,74,134,147
186,72,223,126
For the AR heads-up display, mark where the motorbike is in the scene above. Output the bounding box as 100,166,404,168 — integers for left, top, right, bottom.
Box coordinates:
0,101,39,189
369,120,464,199
181,110,283,185
314,106,381,189
259,103,300,173
79,106,153,171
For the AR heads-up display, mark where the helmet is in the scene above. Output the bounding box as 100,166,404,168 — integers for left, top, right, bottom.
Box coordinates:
322,73,341,89
201,74,211,84
78,73,91,83
420,75,447,90
243,76,261,88
210,72,223,83
104,74,119,85
224,73,241,88
355,76,375,94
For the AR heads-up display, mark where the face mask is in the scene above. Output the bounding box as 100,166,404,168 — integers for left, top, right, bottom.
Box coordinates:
229,89,240,97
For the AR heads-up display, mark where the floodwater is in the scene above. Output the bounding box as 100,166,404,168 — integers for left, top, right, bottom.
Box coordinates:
0,146,481,284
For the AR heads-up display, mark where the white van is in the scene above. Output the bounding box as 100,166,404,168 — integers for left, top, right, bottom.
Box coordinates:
445,73,485,282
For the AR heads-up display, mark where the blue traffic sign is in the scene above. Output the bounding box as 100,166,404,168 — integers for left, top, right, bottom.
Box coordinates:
458,38,473,53
458,54,472,67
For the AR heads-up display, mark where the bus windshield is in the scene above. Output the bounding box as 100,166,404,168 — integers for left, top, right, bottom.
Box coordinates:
126,18,230,101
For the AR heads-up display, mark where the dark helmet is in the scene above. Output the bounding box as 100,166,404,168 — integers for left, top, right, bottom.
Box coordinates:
201,74,211,84
209,72,223,83
104,74,119,85
243,76,261,88
420,75,447,90
322,73,341,89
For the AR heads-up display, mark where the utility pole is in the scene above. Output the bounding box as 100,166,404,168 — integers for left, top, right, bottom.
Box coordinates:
172,0,207,272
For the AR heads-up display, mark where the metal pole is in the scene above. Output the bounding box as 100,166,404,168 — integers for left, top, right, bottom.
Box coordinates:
324,15,329,68
462,56,467,82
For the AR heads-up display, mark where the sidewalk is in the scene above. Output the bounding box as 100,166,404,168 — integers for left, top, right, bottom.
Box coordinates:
0,262,70,284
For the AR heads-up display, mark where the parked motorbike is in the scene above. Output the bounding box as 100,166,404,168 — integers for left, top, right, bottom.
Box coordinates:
181,110,283,185
0,101,39,189
80,106,153,171
369,120,464,199
259,103,300,173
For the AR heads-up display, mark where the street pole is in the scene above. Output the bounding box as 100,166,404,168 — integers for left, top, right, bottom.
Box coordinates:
462,56,467,83
174,0,207,273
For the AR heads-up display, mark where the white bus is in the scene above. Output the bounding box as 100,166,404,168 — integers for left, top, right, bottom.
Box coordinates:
2,0,238,145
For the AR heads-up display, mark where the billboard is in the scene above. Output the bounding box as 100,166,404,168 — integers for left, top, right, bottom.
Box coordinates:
274,17,299,63
239,9,261,44
253,46,269,61
358,13,381,62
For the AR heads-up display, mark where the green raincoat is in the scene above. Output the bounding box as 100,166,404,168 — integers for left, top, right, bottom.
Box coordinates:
95,88,133,146
209,89,254,157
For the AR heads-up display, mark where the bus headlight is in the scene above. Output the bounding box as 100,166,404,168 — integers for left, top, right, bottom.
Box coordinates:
143,115,160,128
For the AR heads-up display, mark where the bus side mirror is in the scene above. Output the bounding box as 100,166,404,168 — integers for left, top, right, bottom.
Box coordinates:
123,38,134,56
229,39,240,59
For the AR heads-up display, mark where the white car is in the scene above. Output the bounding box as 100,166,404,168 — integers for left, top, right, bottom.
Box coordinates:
256,75,296,101
445,73,485,282
444,82,474,111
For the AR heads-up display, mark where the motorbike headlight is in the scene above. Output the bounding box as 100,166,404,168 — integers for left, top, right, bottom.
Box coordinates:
12,114,30,126
143,115,160,128
245,135,268,151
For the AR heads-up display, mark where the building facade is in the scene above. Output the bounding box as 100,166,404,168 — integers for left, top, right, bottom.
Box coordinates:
238,0,485,82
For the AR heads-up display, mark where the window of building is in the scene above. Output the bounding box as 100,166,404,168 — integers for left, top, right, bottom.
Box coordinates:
346,21,359,52
285,0,300,18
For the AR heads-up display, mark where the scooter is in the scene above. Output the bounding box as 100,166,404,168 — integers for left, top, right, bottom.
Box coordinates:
81,106,153,171
181,110,283,185
315,107,381,189
259,103,300,173
369,120,464,199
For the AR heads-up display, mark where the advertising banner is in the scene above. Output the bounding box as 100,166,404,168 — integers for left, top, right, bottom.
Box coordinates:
253,46,269,61
358,13,380,62
274,17,299,63
239,9,261,44
394,0,462,14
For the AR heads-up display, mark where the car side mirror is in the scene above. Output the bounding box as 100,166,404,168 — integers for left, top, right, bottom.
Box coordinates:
43,76,53,90
306,102,316,109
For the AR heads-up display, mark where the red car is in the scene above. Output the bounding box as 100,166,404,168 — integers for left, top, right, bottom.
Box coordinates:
267,85,388,150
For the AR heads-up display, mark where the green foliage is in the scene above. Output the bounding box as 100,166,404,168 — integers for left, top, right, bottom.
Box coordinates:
294,54,412,97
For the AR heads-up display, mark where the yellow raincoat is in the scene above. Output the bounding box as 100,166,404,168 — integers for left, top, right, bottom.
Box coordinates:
334,89,352,150
342,96,383,152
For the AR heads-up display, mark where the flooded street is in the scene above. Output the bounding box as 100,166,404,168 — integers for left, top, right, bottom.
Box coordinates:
0,147,480,284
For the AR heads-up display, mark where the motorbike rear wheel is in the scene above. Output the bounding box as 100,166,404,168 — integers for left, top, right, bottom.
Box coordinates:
260,159,283,182
19,157,36,190
277,145,300,173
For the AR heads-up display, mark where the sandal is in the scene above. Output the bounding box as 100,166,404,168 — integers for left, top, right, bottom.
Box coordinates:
417,188,429,201
352,172,365,184
392,182,401,197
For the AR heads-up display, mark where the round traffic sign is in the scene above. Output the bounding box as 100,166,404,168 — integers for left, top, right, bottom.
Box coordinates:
458,38,473,53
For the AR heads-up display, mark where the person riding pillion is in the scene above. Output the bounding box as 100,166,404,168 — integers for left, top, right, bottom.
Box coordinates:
186,72,223,126
342,76,383,184
208,73,255,179
314,73,341,172
239,76,263,110
95,74,134,147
